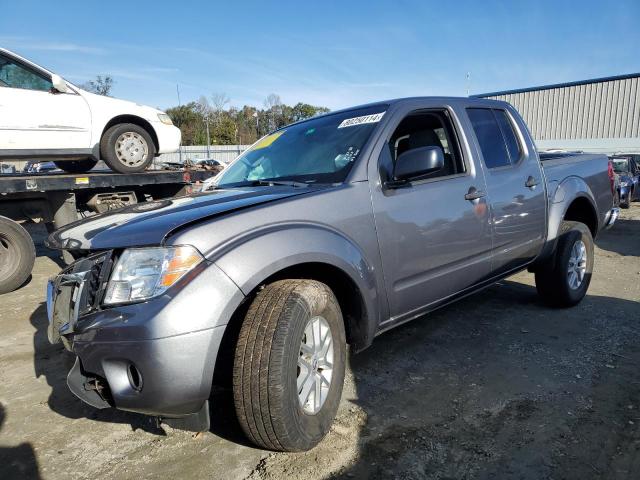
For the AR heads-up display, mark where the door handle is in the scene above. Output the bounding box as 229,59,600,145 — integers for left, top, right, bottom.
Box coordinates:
464,188,486,201
525,176,539,188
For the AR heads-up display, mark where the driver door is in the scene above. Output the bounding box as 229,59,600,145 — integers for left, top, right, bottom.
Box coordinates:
0,52,90,151
370,107,492,323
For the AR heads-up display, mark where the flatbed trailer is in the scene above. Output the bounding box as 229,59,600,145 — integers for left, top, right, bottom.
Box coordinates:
0,169,216,294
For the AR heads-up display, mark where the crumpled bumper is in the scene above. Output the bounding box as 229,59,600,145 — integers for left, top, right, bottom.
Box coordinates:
46,255,245,422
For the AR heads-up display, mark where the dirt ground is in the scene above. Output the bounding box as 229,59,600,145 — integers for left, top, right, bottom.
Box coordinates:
1,205,639,480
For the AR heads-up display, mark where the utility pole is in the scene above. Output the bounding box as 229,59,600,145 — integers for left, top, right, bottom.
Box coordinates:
205,117,211,157
176,84,183,163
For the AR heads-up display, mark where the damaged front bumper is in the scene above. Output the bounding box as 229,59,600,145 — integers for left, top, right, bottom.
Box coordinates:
46,251,244,431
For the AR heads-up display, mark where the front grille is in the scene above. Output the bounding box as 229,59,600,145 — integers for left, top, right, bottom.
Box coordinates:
67,250,113,316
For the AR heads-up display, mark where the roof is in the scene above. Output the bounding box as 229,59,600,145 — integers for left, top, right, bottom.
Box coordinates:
472,72,640,98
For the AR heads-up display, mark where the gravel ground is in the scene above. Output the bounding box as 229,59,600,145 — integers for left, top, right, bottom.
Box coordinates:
1,205,639,480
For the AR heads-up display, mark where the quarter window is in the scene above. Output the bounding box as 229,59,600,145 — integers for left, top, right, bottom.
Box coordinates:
0,54,53,92
467,108,523,169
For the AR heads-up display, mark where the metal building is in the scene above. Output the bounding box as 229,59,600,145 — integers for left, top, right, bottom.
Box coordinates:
474,73,640,154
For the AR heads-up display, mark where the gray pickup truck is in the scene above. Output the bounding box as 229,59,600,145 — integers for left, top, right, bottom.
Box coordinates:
46,97,618,452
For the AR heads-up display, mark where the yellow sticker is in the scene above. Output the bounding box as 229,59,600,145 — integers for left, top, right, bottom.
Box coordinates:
75,177,89,185
252,131,285,151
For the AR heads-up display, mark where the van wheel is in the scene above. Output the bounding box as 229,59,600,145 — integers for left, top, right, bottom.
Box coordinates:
100,123,155,173
233,279,346,452
53,158,97,173
535,221,593,307
0,216,36,294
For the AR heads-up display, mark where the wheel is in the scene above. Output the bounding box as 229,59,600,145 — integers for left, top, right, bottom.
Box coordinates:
233,279,346,452
53,158,97,173
535,221,593,307
100,123,156,173
0,216,36,294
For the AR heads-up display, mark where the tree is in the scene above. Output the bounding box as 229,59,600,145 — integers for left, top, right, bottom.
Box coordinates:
80,75,114,96
164,95,330,146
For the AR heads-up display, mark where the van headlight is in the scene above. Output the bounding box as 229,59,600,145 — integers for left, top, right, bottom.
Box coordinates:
157,113,173,125
103,246,203,305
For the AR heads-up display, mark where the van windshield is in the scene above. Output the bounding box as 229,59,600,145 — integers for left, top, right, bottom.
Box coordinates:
215,106,388,188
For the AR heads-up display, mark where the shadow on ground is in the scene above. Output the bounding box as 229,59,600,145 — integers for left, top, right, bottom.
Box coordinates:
0,403,41,479
329,280,640,479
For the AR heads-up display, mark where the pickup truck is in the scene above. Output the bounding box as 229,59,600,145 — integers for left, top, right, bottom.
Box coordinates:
45,97,618,452
0,48,181,174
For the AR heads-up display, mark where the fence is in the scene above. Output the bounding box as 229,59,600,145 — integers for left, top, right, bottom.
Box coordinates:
156,145,250,165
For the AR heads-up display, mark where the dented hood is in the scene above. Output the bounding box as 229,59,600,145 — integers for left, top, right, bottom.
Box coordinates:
46,186,319,251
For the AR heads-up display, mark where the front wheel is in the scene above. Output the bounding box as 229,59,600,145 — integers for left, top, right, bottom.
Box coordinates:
535,221,594,307
100,123,156,174
233,279,346,452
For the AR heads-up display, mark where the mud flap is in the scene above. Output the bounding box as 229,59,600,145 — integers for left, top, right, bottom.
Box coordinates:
159,401,210,432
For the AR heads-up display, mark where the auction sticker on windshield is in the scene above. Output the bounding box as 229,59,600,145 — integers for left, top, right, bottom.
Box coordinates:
338,112,385,129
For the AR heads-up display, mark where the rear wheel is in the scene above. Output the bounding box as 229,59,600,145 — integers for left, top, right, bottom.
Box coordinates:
0,216,36,294
233,279,346,452
100,123,156,173
53,158,97,173
535,221,593,307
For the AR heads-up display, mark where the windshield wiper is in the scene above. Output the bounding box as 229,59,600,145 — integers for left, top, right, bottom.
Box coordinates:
235,179,311,188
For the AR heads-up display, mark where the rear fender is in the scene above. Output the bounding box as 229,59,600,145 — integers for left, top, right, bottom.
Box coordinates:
536,176,598,266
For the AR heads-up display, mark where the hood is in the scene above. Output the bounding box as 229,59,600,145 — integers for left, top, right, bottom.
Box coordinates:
47,186,323,251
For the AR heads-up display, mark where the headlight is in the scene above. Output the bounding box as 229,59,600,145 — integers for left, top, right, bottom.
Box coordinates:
619,181,629,187
103,246,203,305
157,113,173,125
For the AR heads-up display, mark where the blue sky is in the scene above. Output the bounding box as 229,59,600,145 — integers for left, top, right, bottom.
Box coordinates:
1,0,638,110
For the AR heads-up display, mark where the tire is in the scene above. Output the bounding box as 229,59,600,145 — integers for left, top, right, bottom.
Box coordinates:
535,221,594,307
53,158,98,173
233,279,346,452
100,123,156,173
0,216,36,294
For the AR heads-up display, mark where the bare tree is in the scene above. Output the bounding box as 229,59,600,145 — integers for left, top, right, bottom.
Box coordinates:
81,75,114,96
210,92,230,123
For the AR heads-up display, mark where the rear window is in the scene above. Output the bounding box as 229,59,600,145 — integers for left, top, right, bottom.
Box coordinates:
467,108,522,169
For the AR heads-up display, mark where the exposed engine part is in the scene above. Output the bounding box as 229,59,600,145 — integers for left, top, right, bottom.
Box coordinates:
86,192,137,213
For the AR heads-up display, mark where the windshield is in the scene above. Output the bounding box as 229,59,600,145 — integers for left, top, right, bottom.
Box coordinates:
215,105,388,187
612,158,629,174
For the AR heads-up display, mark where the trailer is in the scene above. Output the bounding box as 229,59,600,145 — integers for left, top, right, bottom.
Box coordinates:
0,169,216,294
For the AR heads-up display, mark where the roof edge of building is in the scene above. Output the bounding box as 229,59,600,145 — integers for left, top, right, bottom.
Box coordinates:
472,73,640,98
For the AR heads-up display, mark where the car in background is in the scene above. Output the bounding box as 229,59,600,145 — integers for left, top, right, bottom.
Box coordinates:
0,48,181,174
22,160,60,174
0,162,16,174
610,155,640,208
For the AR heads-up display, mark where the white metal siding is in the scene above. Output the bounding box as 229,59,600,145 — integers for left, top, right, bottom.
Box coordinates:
483,76,640,141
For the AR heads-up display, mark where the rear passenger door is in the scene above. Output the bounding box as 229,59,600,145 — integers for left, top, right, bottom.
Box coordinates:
466,107,546,275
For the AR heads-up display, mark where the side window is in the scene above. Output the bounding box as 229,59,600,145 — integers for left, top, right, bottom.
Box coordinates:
0,54,53,92
494,109,522,163
467,108,511,168
387,110,465,180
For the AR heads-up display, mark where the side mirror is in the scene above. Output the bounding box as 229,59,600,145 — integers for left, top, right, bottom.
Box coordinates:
51,74,70,93
392,145,444,182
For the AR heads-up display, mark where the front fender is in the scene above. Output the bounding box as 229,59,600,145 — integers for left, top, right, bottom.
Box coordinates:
212,223,380,345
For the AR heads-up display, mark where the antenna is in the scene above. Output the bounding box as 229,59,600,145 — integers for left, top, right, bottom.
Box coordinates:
466,72,471,97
